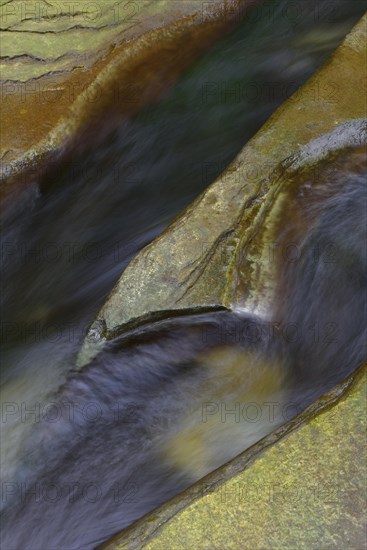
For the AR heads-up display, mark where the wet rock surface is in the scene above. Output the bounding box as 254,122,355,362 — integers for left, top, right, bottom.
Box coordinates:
1,0,249,195
79,14,367,366
85,15,367,548
1,6,366,549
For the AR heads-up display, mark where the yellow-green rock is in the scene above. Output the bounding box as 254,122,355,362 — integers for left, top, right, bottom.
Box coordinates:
0,0,244,193
102,364,366,549
0,1,232,80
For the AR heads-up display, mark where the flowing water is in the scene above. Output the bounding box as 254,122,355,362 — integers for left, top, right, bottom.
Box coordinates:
1,1,366,548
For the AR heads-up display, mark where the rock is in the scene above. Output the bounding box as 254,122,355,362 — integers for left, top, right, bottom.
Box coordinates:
78,14,367,367
101,363,366,549
1,0,250,199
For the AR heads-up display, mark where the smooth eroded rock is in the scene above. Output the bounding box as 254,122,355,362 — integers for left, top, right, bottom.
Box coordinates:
1,0,251,196
78,14,367,367
101,363,366,549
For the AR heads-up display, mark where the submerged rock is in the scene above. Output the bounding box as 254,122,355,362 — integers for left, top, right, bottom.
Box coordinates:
163,346,288,479
102,363,366,549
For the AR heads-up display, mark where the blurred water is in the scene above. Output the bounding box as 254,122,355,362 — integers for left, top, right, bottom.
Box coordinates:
1,1,366,548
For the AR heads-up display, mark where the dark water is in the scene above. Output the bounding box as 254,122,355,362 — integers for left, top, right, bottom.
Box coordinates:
1,1,366,549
